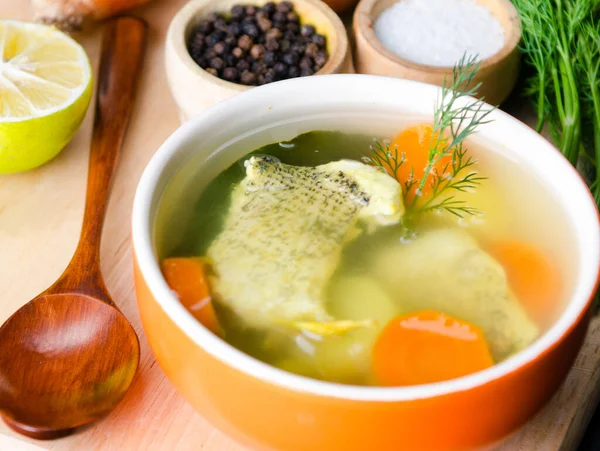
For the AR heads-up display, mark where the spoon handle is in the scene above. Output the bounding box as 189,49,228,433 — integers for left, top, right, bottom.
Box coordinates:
51,17,147,299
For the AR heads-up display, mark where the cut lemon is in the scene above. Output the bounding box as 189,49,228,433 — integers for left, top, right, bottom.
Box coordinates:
0,20,92,173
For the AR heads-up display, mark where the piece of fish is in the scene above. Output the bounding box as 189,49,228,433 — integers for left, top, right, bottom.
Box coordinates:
207,156,404,328
370,228,539,361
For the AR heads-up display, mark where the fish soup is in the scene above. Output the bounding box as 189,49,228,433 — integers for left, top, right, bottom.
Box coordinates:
155,113,576,387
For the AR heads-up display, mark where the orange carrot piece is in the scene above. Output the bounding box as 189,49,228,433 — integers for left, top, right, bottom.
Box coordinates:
386,124,453,204
161,257,222,336
372,311,493,386
486,240,561,325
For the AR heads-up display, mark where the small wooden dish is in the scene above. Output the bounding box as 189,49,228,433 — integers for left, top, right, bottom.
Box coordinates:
353,0,522,105
166,0,354,122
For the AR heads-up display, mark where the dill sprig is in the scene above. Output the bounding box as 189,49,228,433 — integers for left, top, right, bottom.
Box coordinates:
417,144,487,218
367,54,494,219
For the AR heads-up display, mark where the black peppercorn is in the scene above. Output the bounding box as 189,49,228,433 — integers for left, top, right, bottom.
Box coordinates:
245,5,258,16
264,69,276,83
299,56,313,71
205,67,219,77
282,52,299,66
312,34,326,47
265,38,279,52
301,25,315,37
257,74,266,85
250,44,266,59
272,21,286,31
257,17,272,32
223,67,239,82
240,70,257,85
228,22,242,37
277,1,293,13
210,57,225,71
272,11,287,23
262,2,276,15
196,20,213,34
288,66,300,78
263,50,277,65
232,46,244,59
213,41,227,55
190,51,202,63
286,11,299,23
236,59,250,71
279,39,291,52
283,28,297,40
205,32,222,47
242,22,260,38
251,61,266,74
203,48,217,60
224,53,237,66
314,50,328,67
300,67,314,77
206,12,219,22
231,5,245,19
189,34,205,54
266,28,283,40
273,62,288,77
305,42,319,58
214,18,228,33
291,42,304,54
238,34,254,50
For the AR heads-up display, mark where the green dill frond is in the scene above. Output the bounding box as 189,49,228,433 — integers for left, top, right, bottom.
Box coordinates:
364,55,493,220
411,55,493,218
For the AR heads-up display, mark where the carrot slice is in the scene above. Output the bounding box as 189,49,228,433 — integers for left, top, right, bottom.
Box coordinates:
386,124,453,204
372,311,493,386
486,240,561,325
161,257,222,335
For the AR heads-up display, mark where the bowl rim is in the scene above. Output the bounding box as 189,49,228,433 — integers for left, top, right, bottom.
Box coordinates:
166,0,350,92
132,74,600,402
353,0,522,73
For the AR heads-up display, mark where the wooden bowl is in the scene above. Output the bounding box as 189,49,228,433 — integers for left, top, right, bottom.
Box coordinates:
166,0,354,122
353,0,522,105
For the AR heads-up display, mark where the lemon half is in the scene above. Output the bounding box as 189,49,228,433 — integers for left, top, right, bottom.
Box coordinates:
0,20,92,174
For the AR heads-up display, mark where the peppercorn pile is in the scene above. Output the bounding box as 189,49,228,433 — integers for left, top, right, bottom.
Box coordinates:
188,2,330,86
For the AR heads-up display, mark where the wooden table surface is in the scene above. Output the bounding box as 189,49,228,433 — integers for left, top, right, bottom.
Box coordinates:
1,1,599,450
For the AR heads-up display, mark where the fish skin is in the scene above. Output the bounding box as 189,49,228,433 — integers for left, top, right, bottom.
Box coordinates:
207,156,403,328
370,228,540,361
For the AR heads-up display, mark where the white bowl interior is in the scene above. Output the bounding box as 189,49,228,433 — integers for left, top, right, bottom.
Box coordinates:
133,74,600,401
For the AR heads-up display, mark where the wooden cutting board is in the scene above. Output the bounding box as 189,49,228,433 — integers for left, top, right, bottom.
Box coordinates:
0,1,599,450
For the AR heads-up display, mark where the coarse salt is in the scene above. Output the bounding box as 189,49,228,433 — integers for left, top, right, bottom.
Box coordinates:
373,0,505,67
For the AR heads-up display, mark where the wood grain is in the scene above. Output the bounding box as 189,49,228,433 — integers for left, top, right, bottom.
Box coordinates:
0,1,598,450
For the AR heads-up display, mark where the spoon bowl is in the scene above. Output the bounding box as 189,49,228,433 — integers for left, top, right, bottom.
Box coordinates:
0,294,139,439
0,16,147,439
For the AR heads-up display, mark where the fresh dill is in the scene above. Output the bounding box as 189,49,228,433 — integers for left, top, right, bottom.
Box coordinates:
366,54,494,220
513,0,600,205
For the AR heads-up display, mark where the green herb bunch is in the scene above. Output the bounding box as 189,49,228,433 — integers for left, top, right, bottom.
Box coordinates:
513,0,600,204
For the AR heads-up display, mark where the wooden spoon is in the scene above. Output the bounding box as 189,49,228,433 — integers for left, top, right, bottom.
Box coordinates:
0,16,147,440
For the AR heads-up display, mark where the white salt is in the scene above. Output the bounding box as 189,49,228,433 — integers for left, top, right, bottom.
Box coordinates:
373,0,505,67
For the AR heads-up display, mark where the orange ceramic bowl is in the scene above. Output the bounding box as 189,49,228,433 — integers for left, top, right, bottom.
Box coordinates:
132,75,600,451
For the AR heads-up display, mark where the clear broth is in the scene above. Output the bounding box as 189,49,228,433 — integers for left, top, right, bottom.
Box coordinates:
156,114,577,386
